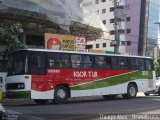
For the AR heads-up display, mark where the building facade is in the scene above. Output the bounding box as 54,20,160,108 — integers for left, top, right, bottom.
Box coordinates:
125,0,160,56
82,0,126,54
82,0,160,56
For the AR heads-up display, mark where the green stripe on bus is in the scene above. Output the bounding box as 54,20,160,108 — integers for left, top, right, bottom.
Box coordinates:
70,71,153,90
6,91,31,99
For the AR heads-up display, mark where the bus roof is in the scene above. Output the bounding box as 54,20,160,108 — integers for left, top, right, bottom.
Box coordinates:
17,48,152,59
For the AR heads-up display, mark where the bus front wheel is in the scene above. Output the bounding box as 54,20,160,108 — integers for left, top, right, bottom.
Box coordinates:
122,83,138,99
34,99,48,104
53,85,70,104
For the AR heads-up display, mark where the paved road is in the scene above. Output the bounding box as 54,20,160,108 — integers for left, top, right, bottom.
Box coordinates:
2,93,160,120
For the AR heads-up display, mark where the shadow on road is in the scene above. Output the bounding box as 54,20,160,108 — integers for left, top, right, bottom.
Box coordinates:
2,95,160,107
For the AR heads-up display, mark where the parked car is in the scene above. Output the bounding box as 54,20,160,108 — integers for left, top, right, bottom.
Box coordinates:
144,77,160,96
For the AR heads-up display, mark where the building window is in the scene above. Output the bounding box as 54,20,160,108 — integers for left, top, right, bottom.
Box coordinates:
95,0,99,4
121,41,126,46
126,5,130,10
117,5,124,9
102,20,106,25
86,45,93,49
110,30,115,35
126,17,131,21
127,41,131,46
118,29,125,34
97,10,99,14
126,29,131,33
110,18,124,23
110,19,114,23
96,44,99,48
101,0,106,2
102,9,106,14
110,7,114,12
103,43,106,47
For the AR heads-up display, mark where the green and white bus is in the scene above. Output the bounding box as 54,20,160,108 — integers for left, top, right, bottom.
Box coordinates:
5,49,156,104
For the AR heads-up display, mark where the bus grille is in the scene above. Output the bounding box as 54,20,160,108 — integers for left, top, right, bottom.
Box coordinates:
6,83,25,90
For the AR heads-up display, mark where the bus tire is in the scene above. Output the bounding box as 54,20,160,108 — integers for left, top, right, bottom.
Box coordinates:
158,87,160,96
144,92,150,96
34,99,48,104
123,83,138,99
103,95,116,99
53,85,69,104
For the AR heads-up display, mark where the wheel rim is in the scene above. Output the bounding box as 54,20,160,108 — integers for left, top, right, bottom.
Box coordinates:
57,89,66,99
129,87,136,96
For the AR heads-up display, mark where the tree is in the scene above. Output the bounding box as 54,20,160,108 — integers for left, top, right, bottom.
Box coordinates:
0,23,24,59
155,57,160,77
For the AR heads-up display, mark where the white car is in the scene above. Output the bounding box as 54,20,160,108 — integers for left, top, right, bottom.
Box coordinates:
145,78,160,96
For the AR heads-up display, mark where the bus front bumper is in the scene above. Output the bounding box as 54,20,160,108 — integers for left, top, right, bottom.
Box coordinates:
6,91,31,99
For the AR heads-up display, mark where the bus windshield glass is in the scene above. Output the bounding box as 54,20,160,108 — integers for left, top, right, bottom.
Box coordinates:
8,52,28,76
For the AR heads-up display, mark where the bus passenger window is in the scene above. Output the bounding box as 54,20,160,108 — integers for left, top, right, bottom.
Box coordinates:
47,54,61,68
145,59,153,70
81,56,92,69
104,57,111,69
62,55,70,68
71,55,82,69
130,58,138,70
94,56,106,69
138,59,145,70
31,55,45,74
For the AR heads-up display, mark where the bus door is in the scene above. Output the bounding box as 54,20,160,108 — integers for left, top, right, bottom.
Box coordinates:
30,53,52,99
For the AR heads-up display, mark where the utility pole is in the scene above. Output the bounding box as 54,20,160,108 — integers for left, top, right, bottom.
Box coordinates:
113,0,120,54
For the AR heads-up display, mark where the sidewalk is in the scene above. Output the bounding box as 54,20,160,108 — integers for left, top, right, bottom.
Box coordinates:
137,92,145,97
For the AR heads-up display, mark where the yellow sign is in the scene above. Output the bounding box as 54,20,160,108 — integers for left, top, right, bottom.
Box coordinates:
45,33,76,51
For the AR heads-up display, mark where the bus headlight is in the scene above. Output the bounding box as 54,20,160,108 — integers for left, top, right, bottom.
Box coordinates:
17,83,25,89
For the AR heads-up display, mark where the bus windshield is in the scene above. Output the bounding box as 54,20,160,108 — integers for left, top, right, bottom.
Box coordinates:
8,52,28,76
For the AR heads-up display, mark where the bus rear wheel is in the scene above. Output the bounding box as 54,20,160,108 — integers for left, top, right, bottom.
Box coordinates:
122,83,137,99
34,99,48,104
53,85,69,104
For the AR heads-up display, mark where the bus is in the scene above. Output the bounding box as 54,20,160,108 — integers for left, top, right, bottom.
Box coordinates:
5,49,156,104
0,60,8,93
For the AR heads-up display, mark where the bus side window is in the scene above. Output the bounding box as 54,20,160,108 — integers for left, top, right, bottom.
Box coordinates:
145,59,153,70
81,55,92,69
47,54,60,68
138,59,145,70
94,56,106,69
105,57,111,69
31,54,45,74
71,54,82,69
61,54,70,68
111,57,128,70
130,58,138,70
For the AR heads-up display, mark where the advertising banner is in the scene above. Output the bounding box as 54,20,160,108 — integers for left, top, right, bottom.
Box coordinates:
45,33,76,51
45,33,86,52
76,37,86,52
